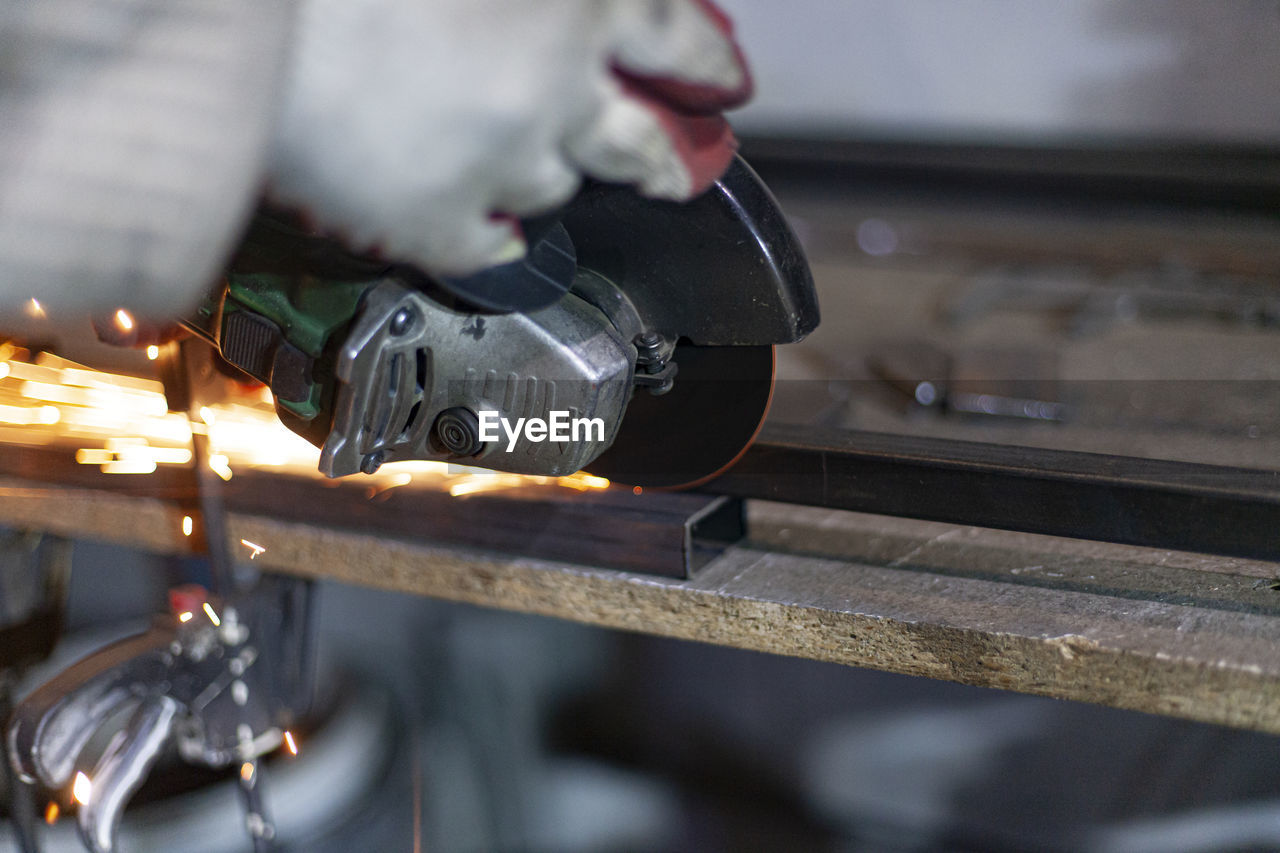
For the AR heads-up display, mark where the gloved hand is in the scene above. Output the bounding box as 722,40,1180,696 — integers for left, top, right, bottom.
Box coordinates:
0,0,751,322
0,0,295,321
270,0,751,276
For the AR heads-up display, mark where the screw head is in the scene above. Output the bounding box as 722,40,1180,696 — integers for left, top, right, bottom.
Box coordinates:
360,451,384,474
634,330,662,349
433,407,483,456
633,331,667,373
389,308,415,336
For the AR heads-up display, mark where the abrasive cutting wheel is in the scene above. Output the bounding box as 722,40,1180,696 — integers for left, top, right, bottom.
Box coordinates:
586,343,775,489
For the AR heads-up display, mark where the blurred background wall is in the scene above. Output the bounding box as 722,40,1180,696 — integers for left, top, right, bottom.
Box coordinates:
721,0,1280,145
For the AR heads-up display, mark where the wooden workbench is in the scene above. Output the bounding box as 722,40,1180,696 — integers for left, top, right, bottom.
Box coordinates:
3,472,1278,735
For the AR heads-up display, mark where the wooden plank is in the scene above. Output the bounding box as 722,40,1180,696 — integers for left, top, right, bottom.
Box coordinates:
2,475,1279,733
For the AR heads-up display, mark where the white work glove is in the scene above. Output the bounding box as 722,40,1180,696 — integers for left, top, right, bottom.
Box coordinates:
0,0,296,322
0,0,751,326
269,0,751,276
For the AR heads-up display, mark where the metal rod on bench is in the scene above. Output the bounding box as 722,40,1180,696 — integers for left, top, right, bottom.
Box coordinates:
706,423,1280,563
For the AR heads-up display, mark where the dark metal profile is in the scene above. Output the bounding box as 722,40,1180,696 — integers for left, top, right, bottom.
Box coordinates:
223,472,743,579
707,423,1280,563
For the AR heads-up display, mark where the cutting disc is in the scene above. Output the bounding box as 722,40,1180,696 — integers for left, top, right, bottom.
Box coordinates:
586,343,774,489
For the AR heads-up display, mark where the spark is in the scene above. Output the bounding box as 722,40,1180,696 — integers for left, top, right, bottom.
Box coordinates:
182,515,193,536
76,436,190,474
368,471,413,496
0,405,59,426
283,730,298,756
178,611,193,623
24,298,44,318
44,802,59,824
146,345,160,360
113,309,134,332
448,477,520,497
72,772,91,806
0,349,617,497
240,539,266,559
208,453,233,481
202,601,220,627
101,458,157,475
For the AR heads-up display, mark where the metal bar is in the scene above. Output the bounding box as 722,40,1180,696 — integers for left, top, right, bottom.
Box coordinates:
0,444,741,578
706,423,1280,563
222,470,743,578
742,135,1280,213
5,419,1280,567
